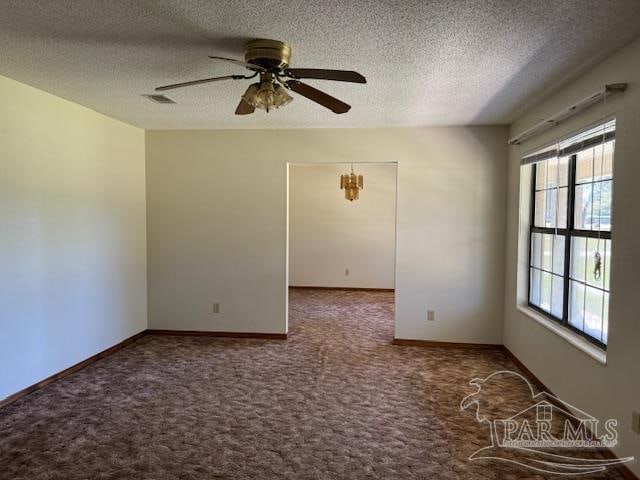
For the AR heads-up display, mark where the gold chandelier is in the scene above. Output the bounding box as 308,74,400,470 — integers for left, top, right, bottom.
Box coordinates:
340,165,364,201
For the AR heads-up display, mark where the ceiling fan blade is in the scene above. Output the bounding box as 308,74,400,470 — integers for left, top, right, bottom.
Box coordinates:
285,69,366,84
208,55,266,72
235,98,255,115
155,75,243,92
285,80,351,114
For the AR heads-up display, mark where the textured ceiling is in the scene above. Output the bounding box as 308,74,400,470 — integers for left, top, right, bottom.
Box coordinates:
1,0,639,129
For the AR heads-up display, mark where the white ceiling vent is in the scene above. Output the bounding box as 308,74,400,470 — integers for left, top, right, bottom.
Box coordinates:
143,94,176,104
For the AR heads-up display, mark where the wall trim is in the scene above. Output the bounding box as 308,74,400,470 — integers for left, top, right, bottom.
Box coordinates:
290,286,395,292
146,329,288,339
0,330,147,409
392,338,502,349
502,345,550,393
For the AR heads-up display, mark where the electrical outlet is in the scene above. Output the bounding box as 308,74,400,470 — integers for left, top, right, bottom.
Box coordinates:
345,268,350,276
212,303,220,314
427,310,435,321
632,410,640,434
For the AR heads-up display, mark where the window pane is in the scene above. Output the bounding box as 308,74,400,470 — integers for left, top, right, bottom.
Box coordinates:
546,156,558,188
551,274,564,318
604,239,611,290
535,191,546,227
558,156,569,187
592,180,612,231
540,271,552,312
531,232,542,269
574,183,592,230
584,285,604,342
576,149,594,183
602,141,614,180
535,161,547,190
602,292,609,344
545,189,556,227
574,178,611,232
540,187,567,229
570,230,612,295
542,234,553,271
557,187,568,228
552,235,565,275
570,237,587,282
592,141,614,181
569,281,585,330
530,268,541,305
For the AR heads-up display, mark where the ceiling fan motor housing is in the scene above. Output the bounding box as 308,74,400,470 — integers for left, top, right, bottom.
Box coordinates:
244,39,291,70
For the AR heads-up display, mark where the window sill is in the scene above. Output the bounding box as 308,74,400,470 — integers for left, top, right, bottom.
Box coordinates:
516,305,607,365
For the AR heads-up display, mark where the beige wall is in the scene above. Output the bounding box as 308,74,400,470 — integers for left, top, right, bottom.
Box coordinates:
504,37,640,471
0,75,147,400
146,126,507,342
289,163,396,289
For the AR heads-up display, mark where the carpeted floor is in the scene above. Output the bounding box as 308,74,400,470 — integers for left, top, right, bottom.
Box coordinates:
0,289,626,479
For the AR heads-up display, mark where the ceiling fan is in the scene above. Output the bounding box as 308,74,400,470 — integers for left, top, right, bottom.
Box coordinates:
155,39,366,115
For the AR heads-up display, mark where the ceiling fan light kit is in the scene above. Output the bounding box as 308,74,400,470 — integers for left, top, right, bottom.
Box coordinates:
155,39,366,116
240,73,293,113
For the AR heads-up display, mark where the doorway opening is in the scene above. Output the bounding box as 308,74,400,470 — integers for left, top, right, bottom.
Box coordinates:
286,163,398,340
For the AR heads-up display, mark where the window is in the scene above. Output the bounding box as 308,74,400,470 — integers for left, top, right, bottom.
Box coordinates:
525,120,614,348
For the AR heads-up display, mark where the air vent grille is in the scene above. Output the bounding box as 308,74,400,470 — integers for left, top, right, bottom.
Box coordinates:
143,94,176,104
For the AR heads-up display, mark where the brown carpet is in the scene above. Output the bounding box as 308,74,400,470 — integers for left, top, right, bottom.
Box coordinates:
0,289,626,479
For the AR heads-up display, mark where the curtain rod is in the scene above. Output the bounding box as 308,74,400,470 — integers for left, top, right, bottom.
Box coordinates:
508,83,627,146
